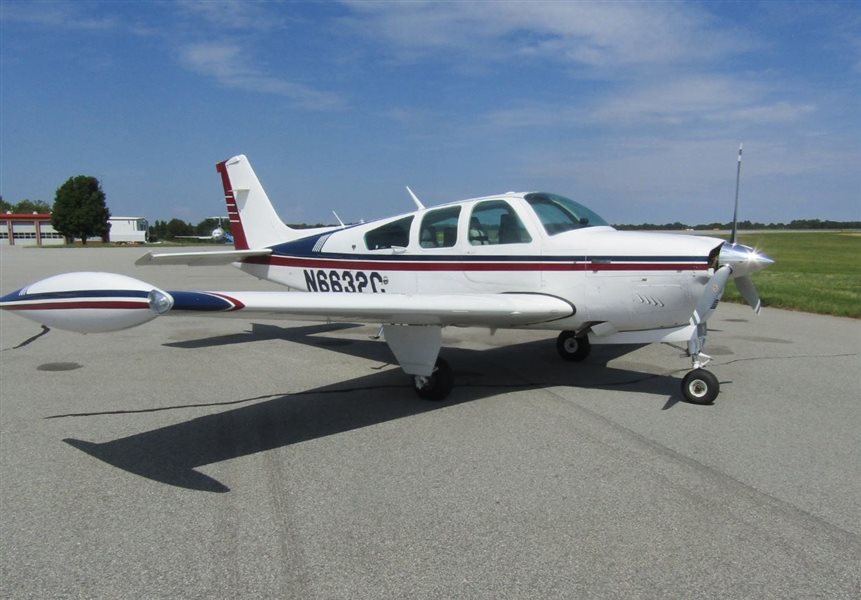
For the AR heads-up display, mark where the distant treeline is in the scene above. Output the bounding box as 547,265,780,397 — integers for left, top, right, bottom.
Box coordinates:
147,218,334,241
614,219,861,231
148,216,859,241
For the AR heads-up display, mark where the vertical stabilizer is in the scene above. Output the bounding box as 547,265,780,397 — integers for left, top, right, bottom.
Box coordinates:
216,155,296,250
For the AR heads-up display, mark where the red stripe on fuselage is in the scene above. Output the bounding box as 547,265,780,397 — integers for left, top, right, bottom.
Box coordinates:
246,255,709,272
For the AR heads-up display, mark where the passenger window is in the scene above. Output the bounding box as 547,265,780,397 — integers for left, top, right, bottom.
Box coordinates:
364,216,414,250
419,206,461,248
469,200,532,245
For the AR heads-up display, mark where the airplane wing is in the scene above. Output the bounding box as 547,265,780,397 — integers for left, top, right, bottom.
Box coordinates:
0,270,574,332
164,290,575,327
135,249,272,266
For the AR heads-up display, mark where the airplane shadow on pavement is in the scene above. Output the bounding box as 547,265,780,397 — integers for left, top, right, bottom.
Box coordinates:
57,323,683,493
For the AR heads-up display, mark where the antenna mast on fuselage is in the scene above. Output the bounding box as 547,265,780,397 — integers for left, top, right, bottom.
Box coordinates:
730,143,743,245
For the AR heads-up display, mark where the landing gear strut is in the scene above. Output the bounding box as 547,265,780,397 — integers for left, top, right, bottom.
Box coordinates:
682,323,720,405
413,357,453,401
556,331,591,362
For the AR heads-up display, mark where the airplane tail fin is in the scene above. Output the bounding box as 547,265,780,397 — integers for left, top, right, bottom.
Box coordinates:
216,155,297,250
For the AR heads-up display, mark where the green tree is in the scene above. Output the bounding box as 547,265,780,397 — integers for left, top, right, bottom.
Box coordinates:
148,219,169,242
165,218,194,238
0,197,12,212
52,176,111,245
13,199,52,213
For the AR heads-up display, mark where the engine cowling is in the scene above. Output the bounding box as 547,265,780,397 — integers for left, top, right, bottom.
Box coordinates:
0,272,172,333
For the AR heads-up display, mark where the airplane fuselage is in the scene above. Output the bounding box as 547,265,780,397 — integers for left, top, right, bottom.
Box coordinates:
234,192,724,334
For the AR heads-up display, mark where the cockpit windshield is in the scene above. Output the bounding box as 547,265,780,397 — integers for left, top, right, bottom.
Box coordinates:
525,193,609,235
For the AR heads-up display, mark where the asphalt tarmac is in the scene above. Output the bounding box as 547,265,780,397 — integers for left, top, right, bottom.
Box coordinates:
1,245,859,599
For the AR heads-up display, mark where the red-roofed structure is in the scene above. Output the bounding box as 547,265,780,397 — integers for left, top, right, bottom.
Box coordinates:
0,213,64,246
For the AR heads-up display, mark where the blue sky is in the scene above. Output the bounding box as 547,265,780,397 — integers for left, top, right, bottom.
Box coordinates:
2,0,859,226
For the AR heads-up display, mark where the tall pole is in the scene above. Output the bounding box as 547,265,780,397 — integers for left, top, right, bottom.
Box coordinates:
731,143,743,245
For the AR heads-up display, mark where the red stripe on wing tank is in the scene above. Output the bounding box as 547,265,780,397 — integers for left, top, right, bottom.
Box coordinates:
3,300,150,311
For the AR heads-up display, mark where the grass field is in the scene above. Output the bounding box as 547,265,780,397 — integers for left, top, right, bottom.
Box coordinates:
721,232,860,318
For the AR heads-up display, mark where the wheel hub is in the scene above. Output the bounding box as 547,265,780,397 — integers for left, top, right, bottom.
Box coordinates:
688,379,708,398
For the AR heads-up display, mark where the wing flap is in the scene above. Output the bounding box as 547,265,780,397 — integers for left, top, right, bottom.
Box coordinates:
166,291,574,327
135,249,272,266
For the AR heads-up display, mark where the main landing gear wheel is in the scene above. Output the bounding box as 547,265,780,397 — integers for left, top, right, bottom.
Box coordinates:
556,331,591,362
681,369,719,405
413,357,453,401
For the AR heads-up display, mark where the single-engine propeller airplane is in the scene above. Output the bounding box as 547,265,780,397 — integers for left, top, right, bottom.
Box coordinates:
175,216,234,243
1,150,773,404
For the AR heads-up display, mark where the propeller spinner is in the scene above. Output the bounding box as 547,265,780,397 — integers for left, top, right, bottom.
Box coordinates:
718,242,774,314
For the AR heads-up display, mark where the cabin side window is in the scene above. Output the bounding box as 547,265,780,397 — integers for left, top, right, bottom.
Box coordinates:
468,200,532,245
419,206,461,248
364,216,414,250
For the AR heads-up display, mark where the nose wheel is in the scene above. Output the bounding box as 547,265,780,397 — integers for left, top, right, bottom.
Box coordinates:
413,357,453,401
681,369,719,405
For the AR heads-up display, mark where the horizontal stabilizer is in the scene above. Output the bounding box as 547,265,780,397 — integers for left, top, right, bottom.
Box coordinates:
135,249,272,266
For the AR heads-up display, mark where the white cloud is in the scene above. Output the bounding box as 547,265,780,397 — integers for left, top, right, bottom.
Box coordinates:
472,76,815,134
175,0,291,32
722,102,816,124
339,1,753,69
0,2,118,31
521,135,856,194
590,76,816,126
479,103,587,130
179,42,346,110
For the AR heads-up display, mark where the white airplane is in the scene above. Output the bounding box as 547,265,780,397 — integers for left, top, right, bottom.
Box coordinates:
0,154,773,404
175,217,234,243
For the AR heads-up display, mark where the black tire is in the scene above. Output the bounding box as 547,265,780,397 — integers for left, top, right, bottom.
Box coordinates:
556,331,591,362
681,369,719,405
413,357,453,401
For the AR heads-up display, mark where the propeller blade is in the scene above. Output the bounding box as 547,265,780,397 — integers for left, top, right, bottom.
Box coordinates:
735,275,762,314
692,265,733,325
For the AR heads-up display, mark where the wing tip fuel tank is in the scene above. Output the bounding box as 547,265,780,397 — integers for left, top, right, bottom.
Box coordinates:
0,272,170,334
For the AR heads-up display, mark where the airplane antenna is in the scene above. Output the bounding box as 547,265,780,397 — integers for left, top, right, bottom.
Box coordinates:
730,143,742,245
406,186,425,210
332,210,345,228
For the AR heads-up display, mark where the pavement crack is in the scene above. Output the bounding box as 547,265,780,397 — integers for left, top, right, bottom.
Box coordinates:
719,352,857,366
